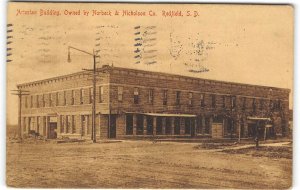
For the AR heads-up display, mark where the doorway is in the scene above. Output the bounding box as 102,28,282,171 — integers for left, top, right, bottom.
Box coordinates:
108,115,116,138
48,122,57,139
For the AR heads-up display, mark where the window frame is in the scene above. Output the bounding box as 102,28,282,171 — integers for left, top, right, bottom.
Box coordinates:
148,89,154,104
176,91,181,105
134,87,139,104
163,90,168,106
99,86,104,103
200,94,205,108
80,89,83,104
188,92,193,106
117,86,123,102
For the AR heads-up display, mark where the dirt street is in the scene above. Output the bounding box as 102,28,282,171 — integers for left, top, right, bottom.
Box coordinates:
6,140,292,189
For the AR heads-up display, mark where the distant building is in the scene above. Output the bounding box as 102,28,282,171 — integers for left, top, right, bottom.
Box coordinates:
17,65,290,140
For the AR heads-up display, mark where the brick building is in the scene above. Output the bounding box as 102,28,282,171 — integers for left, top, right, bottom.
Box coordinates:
17,65,290,140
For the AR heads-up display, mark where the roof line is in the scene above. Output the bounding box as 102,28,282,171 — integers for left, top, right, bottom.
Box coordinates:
17,65,290,92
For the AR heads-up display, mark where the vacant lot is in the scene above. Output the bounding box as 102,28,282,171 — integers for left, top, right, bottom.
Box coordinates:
6,139,292,189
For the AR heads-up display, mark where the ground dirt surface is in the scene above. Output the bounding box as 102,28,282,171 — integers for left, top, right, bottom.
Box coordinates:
6,139,292,189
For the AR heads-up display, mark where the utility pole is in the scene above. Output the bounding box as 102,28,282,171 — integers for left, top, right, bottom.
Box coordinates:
68,46,99,143
238,114,241,143
92,51,97,142
11,89,30,139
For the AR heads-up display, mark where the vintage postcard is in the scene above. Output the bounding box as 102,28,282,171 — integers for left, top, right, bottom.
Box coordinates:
6,2,293,189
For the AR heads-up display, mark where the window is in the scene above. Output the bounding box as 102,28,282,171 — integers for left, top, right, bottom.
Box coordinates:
174,117,180,135
25,96,28,108
227,118,234,135
196,117,202,134
165,118,172,134
222,96,226,108
277,99,282,110
252,98,256,112
188,92,193,105
63,91,66,106
269,100,274,110
71,90,75,105
126,114,133,135
100,86,104,102
60,115,64,133
156,117,163,135
146,116,153,135
30,95,33,108
134,87,139,104
42,94,45,107
136,114,143,135
185,118,191,134
231,96,236,109
211,94,216,108
200,94,205,108
148,89,154,104
163,90,168,105
205,117,210,134
259,99,263,110
72,115,76,133
176,91,181,105
36,95,39,108
242,97,246,110
66,115,70,133
56,92,59,106
80,89,83,104
89,88,93,104
49,93,52,107
117,86,123,102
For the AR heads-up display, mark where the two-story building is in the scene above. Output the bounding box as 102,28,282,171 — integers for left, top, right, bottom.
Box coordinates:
17,65,290,140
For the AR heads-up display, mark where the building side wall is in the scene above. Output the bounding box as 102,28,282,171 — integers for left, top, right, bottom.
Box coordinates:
18,66,290,139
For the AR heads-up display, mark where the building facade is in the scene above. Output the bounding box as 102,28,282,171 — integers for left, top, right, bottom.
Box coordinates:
17,65,290,140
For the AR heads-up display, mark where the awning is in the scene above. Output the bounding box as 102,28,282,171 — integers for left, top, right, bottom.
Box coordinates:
247,117,271,121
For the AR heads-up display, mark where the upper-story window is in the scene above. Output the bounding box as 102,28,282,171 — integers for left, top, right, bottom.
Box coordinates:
80,89,83,104
134,87,139,104
99,86,104,103
163,90,168,105
56,92,59,106
252,98,256,111
71,90,75,105
117,86,123,102
231,96,236,109
42,94,45,107
211,94,216,108
89,87,93,104
49,93,53,107
30,95,33,108
222,96,226,108
176,91,181,105
25,96,28,108
148,89,154,104
200,94,205,108
63,91,66,106
269,99,273,110
277,99,282,110
259,99,263,110
36,95,39,108
242,97,246,110
188,92,193,106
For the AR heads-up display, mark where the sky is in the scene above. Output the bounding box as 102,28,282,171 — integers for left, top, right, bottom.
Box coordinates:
6,3,294,125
